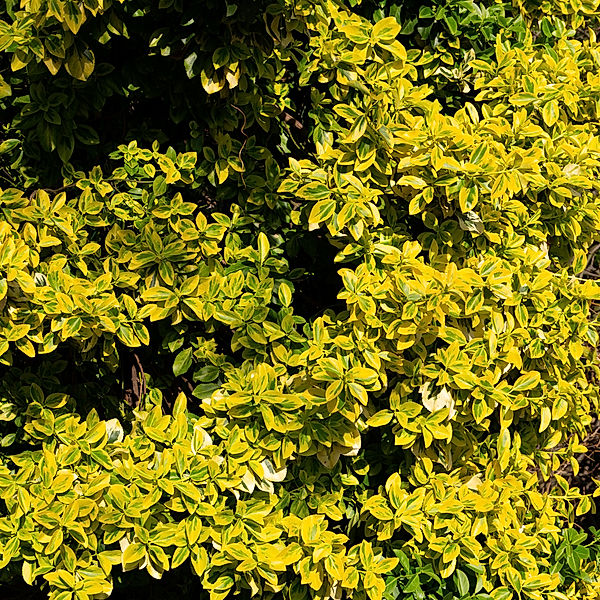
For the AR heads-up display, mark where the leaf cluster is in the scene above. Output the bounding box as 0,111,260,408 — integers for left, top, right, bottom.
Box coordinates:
1,1,600,600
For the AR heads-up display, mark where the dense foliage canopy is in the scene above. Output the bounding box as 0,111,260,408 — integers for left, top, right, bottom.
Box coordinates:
1,0,600,599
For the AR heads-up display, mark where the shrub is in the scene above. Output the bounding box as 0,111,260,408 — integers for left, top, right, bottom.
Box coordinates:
1,1,600,600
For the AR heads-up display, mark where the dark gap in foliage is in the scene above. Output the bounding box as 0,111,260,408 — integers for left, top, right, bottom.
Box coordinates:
286,229,346,320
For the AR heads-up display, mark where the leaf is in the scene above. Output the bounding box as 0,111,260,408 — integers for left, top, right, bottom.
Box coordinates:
470,59,495,73
63,2,85,34
173,347,193,377
261,458,287,482
470,142,489,165
0,75,11,99
308,200,337,225
372,17,401,42
333,104,362,120
509,92,537,106
398,175,427,188
22,561,34,585
257,232,270,264
576,495,592,516
454,569,470,596
201,70,225,94
122,543,146,571
552,397,569,420
90,449,113,470
542,100,559,127
142,284,177,302
347,115,368,142
300,515,323,545
385,473,404,510
444,15,458,36
173,392,187,416
212,47,230,69
191,547,209,576
366,410,394,427
539,406,552,433
297,182,330,200
458,187,479,213
497,428,511,470
278,281,292,307
65,47,95,81
513,371,541,392
0,139,18,154
420,383,455,417
171,546,190,569
571,249,587,274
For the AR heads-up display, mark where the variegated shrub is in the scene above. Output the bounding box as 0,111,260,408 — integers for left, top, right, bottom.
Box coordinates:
1,1,600,600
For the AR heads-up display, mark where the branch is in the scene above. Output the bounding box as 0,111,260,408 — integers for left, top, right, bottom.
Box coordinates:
281,110,305,132
131,352,147,408
231,104,248,188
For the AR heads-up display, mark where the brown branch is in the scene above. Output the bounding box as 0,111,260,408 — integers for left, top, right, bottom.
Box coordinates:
123,351,146,409
231,104,248,188
179,375,196,397
281,110,305,132
29,184,75,200
131,351,146,406
581,242,600,279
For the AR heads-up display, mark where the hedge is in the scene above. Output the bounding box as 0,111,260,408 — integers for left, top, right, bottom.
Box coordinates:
1,0,600,599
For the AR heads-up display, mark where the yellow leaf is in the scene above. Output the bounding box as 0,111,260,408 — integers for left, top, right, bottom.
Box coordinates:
122,543,146,570
542,100,559,127
201,71,225,94
372,17,401,42
300,514,324,545
366,410,393,427
257,232,270,264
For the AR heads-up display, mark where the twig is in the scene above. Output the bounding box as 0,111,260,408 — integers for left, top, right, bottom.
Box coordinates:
131,351,147,404
179,375,196,397
29,184,75,200
282,110,305,132
231,104,248,188
41,184,75,194
584,242,600,274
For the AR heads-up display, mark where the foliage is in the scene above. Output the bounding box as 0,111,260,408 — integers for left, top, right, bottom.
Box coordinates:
1,0,600,600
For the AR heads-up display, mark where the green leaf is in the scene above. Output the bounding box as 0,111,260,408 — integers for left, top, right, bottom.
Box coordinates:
65,47,95,81
0,75,11,99
173,347,193,377
470,143,489,165
212,47,230,69
347,115,368,142
444,16,458,36
454,569,470,596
